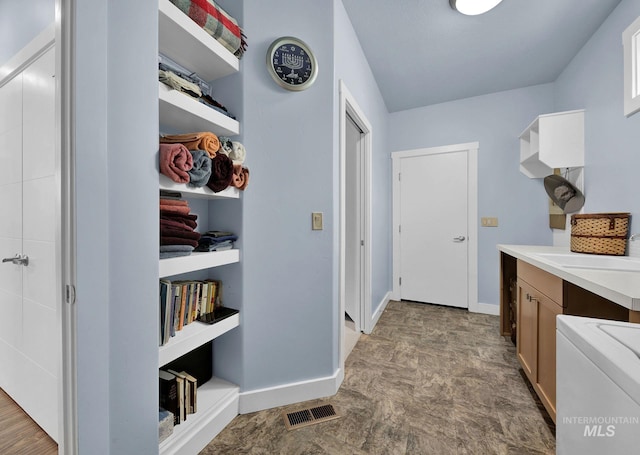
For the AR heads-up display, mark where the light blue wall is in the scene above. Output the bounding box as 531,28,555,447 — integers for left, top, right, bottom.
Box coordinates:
75,0,159,453
553,0,640,225
334,0,392,319
230,0,336,391
388,85,556,307
0,0,54,65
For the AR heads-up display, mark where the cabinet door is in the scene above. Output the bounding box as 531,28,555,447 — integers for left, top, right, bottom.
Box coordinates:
517,280,537,380
536,294,562,421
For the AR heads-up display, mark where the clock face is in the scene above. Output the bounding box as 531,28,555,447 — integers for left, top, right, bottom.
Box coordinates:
267,37,318,91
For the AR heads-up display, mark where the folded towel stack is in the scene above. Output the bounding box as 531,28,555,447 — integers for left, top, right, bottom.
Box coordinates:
160,195,201,258
195,230,238,252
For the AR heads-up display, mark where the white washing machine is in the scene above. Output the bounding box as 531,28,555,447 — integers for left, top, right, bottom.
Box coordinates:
556,315,640,454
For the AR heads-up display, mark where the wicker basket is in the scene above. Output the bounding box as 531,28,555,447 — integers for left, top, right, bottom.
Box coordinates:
570,213,631,255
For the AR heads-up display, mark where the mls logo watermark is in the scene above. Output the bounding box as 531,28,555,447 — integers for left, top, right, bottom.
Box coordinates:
558,415,640,453
562,415,639,438
582,424,615,437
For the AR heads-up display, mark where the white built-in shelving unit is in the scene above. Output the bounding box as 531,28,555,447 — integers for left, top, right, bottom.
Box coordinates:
519,109,584,179
157,0,241,453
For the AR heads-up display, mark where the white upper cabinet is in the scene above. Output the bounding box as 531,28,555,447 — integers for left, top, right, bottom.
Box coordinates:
519,110,584,178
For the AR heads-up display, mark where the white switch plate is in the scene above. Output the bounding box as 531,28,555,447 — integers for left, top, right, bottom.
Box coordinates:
312,212,323,230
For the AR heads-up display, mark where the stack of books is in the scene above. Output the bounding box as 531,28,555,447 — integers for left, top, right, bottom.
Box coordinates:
159,369,198,428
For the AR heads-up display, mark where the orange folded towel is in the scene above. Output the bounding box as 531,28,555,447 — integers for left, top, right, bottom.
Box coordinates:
160,132,220,158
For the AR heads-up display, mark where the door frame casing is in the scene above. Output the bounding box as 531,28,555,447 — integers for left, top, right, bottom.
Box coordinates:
339,80,372,368
391,142,479,312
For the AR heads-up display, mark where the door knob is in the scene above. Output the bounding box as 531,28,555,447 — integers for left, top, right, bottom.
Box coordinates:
453,236,466,242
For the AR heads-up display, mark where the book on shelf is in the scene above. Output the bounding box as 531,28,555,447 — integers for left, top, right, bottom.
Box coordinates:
159,370,179,425
167,369,186,423
181,371,198,414
159,278,228,346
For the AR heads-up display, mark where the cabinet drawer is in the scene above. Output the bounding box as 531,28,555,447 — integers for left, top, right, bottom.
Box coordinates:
517,260,562,304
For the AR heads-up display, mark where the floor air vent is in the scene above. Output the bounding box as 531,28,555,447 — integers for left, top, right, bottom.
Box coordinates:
283,404,340,430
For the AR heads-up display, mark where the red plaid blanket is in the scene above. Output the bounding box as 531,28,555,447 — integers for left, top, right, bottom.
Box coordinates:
170,0,247,57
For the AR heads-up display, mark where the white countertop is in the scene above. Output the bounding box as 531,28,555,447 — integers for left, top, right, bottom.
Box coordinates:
497,245,640,311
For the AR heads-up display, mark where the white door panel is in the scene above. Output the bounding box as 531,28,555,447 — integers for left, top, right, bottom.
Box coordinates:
23,48,56,181
400,151,468,308
0,75,23,186
0,237,23,294
0,182,23,238
22,175,56,242
0,289,23,347
16,354,57,439
23,298,57,375
23,239,56,310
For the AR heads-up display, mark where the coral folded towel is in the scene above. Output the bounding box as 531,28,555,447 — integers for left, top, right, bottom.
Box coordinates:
231,164,250,190
159,143,193,184
159,204,191,216
160,132,220,158
159,198,189,207
206,153,234,193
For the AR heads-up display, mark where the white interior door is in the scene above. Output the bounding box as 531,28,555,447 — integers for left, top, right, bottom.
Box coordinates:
0,46,58,441
399,150,469,308
345,114,363,330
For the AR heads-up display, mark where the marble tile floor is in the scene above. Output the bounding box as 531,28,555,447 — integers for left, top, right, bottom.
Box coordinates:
200,300,556,455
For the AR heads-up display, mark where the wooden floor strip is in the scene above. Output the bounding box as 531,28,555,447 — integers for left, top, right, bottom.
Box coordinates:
0,389,57,455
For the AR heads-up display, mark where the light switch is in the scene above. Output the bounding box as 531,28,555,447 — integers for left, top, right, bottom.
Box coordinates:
312,212,323,230
481,217,498,227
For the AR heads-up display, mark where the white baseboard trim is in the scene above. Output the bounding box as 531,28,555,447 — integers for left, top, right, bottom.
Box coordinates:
473,302,500,316
367,291,392,334
238,368,344,414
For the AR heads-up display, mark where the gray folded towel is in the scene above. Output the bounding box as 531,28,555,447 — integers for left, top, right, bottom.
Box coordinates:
187,150,213,187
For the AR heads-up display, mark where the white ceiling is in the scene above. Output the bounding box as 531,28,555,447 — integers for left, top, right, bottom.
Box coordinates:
341,0,622,112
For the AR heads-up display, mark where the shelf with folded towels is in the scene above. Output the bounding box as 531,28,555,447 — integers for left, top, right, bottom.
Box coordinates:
159,174,239,200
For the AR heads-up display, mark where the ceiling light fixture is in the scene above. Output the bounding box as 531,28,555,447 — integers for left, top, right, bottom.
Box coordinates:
449,0,503,16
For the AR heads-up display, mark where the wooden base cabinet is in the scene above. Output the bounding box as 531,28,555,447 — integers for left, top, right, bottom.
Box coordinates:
516,260,562,422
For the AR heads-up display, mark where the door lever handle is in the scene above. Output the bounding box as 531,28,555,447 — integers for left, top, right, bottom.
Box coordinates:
2,254,28,266
15,255,29,266
453,236,466,242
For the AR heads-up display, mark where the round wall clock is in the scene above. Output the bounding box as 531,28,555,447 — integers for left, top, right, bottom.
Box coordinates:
266,36,318,91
